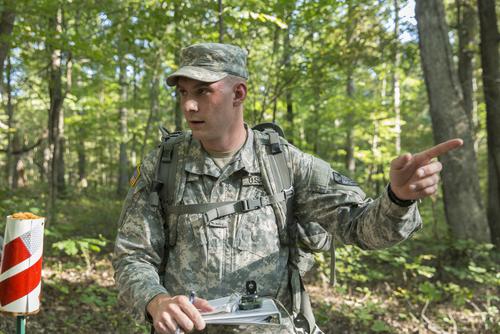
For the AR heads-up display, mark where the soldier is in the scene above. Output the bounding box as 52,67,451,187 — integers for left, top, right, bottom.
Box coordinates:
113,43,462,334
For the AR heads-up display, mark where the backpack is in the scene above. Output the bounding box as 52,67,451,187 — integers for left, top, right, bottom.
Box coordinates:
148,123,331,333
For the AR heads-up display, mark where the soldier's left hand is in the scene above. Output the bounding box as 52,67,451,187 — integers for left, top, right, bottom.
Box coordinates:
389,139,463,201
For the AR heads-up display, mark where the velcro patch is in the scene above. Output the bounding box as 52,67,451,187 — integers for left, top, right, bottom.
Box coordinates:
333,172,358,186
129,163,141,187
242,175,262,186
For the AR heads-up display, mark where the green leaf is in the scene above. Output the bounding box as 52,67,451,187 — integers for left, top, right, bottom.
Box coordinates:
371,320,390,332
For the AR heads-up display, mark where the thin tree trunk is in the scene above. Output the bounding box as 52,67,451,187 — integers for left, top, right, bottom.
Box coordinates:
56,52,71,194
272,27,283,124
259,25,281,124
76,104,87,186
117,48,129,196
47,7,64,225
1,2,15,187
415,0,489,242
477,0,500,247
393,0,401,155
0,0,15,80
142,65,160,159
456,0,477,132
283,26,294,141
369,120,381,193
345,2,357,174
5,55,16,188
77,136,86,183
218,0,224,43
73,8,86,188
345,73,356,174
173,1,183,131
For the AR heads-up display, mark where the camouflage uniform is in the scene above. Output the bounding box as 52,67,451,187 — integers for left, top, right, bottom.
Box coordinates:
113,129,422,321
113,43,422,332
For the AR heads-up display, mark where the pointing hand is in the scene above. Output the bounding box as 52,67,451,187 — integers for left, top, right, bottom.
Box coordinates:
389,139,463,201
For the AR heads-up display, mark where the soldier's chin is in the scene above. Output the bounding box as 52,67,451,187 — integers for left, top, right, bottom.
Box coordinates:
190,129,204,141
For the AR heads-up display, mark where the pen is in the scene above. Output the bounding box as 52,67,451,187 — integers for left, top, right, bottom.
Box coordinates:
175,291,196,334
189,290,196,304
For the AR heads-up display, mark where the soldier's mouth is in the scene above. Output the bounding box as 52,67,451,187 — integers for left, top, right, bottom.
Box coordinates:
189,120,205,127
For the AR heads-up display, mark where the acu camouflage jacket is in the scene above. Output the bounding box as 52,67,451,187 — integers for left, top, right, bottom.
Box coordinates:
113,128,422,321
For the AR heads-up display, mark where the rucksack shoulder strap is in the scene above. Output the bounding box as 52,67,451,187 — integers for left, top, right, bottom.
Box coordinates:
150,130,186,209
253,124,292,192
253,125,320,333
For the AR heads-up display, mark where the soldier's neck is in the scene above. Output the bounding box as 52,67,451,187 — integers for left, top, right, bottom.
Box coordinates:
201,124,247,153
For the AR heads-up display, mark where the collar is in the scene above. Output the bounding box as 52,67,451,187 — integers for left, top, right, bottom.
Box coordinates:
183,126,260,177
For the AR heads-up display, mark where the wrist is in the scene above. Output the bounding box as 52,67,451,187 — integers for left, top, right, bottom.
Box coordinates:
146,293,169,317
388,184,416,207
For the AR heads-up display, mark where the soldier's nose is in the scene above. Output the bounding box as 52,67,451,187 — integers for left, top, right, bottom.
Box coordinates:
185,99,198,113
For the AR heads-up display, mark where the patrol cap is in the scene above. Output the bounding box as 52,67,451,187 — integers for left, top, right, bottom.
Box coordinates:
166,43,249,86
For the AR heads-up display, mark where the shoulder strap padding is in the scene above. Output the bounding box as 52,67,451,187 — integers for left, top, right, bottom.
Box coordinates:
150,131,186,210
252,122,286,138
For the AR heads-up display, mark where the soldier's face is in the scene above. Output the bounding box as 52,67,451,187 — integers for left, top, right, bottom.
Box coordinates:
177,76,242,145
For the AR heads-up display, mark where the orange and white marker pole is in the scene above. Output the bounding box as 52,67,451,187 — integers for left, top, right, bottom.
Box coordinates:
0,213,45,333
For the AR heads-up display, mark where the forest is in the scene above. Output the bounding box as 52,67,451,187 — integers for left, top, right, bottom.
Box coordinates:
0,0,499,333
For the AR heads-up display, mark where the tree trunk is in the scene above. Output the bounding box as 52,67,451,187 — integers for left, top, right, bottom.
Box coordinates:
1,2,15,187
477,0,500,247
77,136,86,184
283,26,294,142
173,1,183,131
0,0,15,80
218,0,224,43
47,7,64,225
57,52,71,195
345,73,356,174
415,0,490,242
141,65,160,159
456,0,477,132
73,7,86,189
117,49,129,196
5,55,15,188
393,0,402,155
10,133,21,188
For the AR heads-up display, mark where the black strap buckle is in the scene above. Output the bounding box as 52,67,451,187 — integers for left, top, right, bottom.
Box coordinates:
242,198,262,212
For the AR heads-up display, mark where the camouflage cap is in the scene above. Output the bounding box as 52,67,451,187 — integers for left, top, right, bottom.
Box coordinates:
166,43,248,86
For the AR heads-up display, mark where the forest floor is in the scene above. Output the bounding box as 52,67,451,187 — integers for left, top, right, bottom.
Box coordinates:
0,188,498,334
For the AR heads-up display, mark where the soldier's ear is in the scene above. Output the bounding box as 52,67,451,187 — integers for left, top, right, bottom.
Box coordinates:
233,82,247,106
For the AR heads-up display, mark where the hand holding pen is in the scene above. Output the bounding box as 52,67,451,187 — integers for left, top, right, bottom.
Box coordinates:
175,291,196,334
147,291,214,334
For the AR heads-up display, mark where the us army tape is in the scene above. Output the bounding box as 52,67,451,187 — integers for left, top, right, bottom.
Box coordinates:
0,213,45,314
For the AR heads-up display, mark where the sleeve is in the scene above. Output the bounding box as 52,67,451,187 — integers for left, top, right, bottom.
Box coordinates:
112,149,169,322
290,146,422,250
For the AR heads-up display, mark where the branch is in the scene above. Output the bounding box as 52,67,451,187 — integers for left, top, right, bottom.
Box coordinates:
0,130,48,155
420,300,446,334
447,311,457,334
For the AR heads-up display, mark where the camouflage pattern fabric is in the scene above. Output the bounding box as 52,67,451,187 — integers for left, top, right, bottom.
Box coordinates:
166,43,248,86
113,128,422,324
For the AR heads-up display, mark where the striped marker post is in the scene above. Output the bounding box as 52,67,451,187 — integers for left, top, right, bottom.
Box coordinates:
0,215,45,333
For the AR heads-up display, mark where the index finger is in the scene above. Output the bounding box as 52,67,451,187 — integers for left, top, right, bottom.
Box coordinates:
418,138,463,161
194,298,214,312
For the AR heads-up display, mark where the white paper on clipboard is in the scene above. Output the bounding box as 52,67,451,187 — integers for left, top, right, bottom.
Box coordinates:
201,295,281,325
